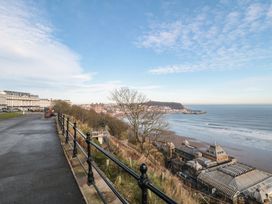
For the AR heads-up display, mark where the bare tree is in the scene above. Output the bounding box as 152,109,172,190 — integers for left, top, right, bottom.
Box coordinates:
111,87,167,154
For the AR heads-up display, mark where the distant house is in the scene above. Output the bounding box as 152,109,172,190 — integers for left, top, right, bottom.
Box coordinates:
202,144,229,163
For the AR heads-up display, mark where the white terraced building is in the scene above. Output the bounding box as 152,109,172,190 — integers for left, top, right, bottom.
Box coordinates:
0,90,52,110
0,91,7,109
39,98,53,108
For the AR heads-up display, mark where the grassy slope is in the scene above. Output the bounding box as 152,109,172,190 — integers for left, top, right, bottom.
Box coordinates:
0,112,22,120
66,113,199,203
104,137,199,204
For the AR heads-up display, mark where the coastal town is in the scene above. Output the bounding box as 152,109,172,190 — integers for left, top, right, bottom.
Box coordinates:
79,102,206,117
0,90,205,115
1,1,272,204
1,90,271,203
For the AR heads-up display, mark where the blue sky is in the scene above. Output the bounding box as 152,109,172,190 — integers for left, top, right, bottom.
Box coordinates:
0,0,272,104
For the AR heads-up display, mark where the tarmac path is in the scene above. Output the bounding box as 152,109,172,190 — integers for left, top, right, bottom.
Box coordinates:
0,114,85,204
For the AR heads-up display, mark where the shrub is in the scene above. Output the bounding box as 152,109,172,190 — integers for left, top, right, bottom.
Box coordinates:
53,100,128,137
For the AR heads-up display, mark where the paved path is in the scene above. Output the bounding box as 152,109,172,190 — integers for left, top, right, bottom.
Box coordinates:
0,114,85,204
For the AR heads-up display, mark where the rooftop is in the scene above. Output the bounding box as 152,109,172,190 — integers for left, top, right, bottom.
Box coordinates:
218,163,254,177
198,162,272,200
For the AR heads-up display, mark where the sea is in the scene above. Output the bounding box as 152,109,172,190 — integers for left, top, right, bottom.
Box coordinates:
165,105,272,152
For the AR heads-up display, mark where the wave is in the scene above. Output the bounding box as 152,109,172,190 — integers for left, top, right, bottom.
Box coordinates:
208,123,222,127
169,120,272,143
207,124,256,134
166,106,272,151
169,118,272,140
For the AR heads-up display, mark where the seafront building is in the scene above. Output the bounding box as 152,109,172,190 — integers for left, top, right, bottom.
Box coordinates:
0,91,7,109
155,140,272,203
198,162,272,203
39,98,53,108
0,90,53,110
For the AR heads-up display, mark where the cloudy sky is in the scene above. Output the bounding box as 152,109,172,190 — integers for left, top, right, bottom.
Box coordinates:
0,0,272,104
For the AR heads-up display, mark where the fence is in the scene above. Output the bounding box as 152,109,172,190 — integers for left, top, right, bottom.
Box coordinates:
57,113,177,204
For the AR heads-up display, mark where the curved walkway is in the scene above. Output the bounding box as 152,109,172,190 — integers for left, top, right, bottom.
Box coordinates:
0,114,85,204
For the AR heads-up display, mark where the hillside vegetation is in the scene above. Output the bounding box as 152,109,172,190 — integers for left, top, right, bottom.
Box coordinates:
147,101,185,110
54,100,198,204
53,100,128,137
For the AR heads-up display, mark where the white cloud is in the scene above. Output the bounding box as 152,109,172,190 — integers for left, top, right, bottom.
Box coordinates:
136,21,182,52
150,65,198,74
137,2,272,74
0,1,93,82
0,0,160,104
0,1,123,103
0,1,113,102
245,3,263,22
267,5,272,18
150,47,271,74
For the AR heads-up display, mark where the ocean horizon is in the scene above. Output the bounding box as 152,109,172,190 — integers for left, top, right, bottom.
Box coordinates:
166,104,272,152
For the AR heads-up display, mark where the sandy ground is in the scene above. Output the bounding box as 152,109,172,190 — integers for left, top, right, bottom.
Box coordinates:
160,130,272,173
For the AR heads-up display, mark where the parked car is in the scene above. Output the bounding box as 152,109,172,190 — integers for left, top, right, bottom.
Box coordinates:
10,108,21,112
1,108,10,112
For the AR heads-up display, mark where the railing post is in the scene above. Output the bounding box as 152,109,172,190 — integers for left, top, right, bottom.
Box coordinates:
139,163,148,204
65,117,69,144
60,113,62,128
72,122,77,157
62,114,65,135
60,113,62,124
86,132,95,185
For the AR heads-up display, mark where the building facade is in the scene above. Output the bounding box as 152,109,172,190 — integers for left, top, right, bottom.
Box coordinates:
4,91,40,109
0,90,53,110
0,91,7,109
39,99,52,108
171,140,272,203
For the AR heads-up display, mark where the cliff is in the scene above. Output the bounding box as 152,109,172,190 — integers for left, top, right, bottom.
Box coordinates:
147,101,185,110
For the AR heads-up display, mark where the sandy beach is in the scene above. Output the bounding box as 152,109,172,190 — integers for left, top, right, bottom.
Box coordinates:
160,130,272,173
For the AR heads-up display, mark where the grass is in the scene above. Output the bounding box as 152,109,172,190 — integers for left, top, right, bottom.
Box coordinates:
0,112,23,120
67,117,199,204
91,143,198,204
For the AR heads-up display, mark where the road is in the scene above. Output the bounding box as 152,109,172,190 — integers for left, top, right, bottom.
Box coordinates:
0,114,85,204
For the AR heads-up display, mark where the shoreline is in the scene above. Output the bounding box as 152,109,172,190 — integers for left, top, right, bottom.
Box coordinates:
160,130,272,173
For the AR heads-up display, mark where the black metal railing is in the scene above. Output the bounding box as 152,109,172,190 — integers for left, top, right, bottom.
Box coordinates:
57,113,177,204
